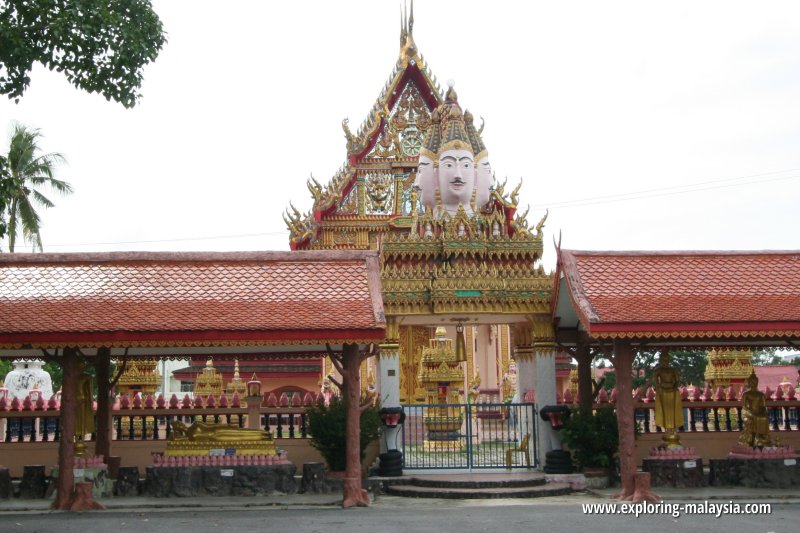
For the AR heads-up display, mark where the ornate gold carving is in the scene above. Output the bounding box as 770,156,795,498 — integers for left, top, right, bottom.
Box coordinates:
418,327,465,451
399,325,430,403
117,358,161,395
385,316,401,341
0,336,387,351
283,203,316,246
225,359,247,396
195,358,224,397
466,325,474,390
589,330,800,340
339,188,358,214
531,316,555,344
704,348,754,388
166,420,277,457
366,172,394,213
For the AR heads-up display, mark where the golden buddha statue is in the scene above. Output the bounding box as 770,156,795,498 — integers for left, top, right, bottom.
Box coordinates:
166,420,278,457
171,420,271,442
653,351,684,448
738,371,776,448
75,365,95,457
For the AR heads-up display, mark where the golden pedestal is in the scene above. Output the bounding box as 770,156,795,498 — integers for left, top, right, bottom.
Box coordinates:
165,421,278,457
165,439,277,457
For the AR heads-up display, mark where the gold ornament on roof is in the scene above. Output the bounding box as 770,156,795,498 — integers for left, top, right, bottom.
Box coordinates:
704,348,754,388
117,358,161,396
195,358,224,397
226,359,247,396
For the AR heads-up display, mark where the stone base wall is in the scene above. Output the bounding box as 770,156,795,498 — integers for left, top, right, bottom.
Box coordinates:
144,464,297,497
709,458,800,488
634,432,800,467
642,458,704,487
0,438,324,478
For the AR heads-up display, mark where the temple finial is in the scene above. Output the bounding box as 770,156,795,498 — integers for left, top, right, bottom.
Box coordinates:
400,5,406,46
409,0,414,36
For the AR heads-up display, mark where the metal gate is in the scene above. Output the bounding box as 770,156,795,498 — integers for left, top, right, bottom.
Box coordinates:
400,403,537,469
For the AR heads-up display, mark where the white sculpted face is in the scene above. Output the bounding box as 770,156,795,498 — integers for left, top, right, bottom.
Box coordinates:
416,154,437,209
437,148,475,212
475,157,492,207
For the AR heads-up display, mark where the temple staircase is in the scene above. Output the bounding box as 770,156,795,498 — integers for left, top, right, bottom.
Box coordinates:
382,473,571,499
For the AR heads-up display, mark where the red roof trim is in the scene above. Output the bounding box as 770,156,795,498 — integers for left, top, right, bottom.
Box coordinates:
561,249,800,257
590,321,800,333
0,328,386,345
0,250,377,264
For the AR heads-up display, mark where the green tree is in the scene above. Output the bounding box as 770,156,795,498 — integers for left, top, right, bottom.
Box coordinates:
601,350,708,390
0,359,11,382
43,360,62,392
560,406,619,469
306,394,382,471
0,0,166,108
0,154,9,241
668,350,707,387
4,123,72,252
752,348,784,366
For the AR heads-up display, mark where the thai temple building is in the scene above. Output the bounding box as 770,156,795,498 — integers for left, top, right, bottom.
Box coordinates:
283,7,554,441
2,3,800,511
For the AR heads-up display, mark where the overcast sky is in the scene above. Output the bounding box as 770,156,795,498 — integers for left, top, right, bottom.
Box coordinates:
1,0,799,270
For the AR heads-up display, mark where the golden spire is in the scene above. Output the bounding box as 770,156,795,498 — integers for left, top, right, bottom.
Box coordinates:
409,0,415,36
399,0,418,67
439,84,472,154
464,109,488,162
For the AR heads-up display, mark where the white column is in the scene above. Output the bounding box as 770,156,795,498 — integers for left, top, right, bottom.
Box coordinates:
377,318,401,453
533,347,559,461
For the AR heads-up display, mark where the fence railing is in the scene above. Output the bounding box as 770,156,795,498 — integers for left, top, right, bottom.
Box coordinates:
555,383,800,435
631,401,800,434
0,392,322,444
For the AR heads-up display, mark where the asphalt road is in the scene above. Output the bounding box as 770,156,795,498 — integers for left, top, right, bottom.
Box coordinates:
3,498,798,533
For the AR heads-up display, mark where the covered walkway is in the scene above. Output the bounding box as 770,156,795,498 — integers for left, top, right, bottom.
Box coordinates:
553,249,800,500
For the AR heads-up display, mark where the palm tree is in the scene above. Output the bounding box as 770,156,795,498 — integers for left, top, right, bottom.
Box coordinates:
4,123,72,252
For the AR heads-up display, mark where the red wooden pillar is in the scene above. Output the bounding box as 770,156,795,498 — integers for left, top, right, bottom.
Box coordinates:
576,343,594,410
614,340,636,500
614,341,658,502
94,347,113,460
341,342,370,508
52,347,78,510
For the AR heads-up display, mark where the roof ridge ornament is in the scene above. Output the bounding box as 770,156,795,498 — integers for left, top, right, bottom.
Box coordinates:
399,0,418,67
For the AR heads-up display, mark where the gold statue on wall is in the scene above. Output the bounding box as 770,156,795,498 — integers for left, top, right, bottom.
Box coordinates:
653,351,684,448
75,364,95,458
170,420,272,442
738,371,777,448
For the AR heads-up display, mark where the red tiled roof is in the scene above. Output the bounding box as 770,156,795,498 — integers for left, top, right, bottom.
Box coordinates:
558,250,800,339
0,251,385,348
754,365,800,392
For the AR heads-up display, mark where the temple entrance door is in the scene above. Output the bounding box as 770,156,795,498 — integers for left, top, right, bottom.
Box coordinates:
400,402,537,470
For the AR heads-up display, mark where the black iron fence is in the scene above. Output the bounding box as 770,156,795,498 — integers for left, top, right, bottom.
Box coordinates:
401,402,537,469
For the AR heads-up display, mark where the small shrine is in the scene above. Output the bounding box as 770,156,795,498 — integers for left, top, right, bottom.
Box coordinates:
116,358,161,397
704,348,755,390
194,358,224,397
3,359,54,400
225,359,247,397
418,327,465,451
703,348,756,430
